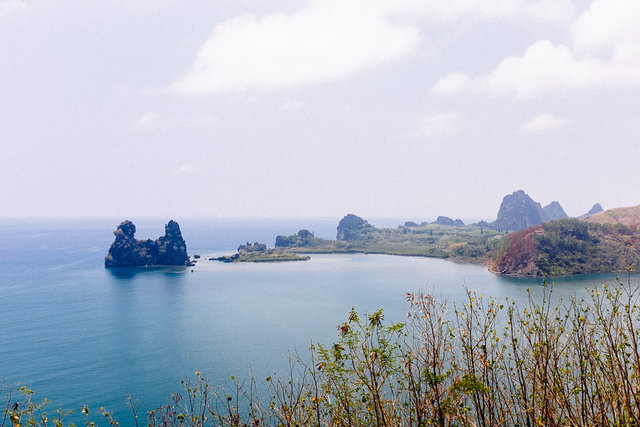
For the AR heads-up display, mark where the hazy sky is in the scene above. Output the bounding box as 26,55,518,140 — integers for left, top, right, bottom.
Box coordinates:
2,0,639,221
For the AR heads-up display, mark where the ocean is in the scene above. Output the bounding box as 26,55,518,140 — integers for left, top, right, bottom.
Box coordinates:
0,218,624,424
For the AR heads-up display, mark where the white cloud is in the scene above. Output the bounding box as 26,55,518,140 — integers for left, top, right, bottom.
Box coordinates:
189,113,218,127
520,113,570,132
174,163,196,176
412,112,461,138
339,104,354,113
482,40,606,98
572,0,640,53
0,1,29,19
396,0,574,24
524,0,575,24
172,0,419,95
132,112,158,129
279,100,306,113
430,72,470,95
432,0,640,98
171,0,579,96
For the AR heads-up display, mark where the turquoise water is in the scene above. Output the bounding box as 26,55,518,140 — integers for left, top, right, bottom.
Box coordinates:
0,218,627,423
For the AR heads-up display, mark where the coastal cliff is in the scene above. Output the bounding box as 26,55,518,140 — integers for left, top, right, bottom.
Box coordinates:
105,220,192,267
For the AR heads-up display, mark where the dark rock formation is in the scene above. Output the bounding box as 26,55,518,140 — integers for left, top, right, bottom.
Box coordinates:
238,242,267,252
542,201,568,221
434,216,455,226
491,190,544,232
433,216,465,227
404,221,419,228
156,220,191,266
275,229,315,247
491,191,570,231
336,214,372,241
578,203,604,219
105,220,192,267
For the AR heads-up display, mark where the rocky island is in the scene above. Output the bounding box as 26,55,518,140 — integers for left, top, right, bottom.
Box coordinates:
105,220,193,267
213,241,310,263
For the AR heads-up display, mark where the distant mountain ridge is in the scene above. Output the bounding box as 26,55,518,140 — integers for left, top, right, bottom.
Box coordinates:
578,203,604,219
491,190,547,232
490,190,597,232
542,201,568,221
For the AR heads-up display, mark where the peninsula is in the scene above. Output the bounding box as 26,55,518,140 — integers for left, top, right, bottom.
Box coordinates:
213,242,310,263
205,189,638,277
269,191,639,277
274,215,505,263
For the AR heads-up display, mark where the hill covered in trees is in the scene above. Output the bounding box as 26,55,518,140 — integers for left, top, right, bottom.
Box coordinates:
493,216,640,276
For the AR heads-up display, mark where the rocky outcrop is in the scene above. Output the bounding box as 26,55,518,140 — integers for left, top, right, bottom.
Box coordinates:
491,190,544,232
542,201,568,221
435,216,455,226
336,214,372,241
578,203,604,219
433,216,465,226
275,229,316,247
214,241,310,263
237,241,267,252
105,220,192,267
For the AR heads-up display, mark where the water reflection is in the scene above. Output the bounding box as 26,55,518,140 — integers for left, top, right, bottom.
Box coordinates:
106,266,190,280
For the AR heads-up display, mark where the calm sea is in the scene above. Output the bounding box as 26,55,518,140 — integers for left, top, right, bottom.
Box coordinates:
0,218,628,423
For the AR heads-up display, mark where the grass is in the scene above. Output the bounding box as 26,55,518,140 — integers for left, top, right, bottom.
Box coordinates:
214,250,310,263
282,224,506,264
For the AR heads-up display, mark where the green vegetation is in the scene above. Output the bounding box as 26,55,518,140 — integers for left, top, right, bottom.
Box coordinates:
214,241,310,263
233,208,640,275
495,218,640,276
274,229,322,248
278,223,506,264
7,280,640,425
215,251,310,263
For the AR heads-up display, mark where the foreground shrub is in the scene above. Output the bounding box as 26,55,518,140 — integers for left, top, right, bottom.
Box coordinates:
4,277,640,426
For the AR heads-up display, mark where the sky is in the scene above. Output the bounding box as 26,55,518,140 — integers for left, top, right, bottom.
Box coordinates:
1,0,639,222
